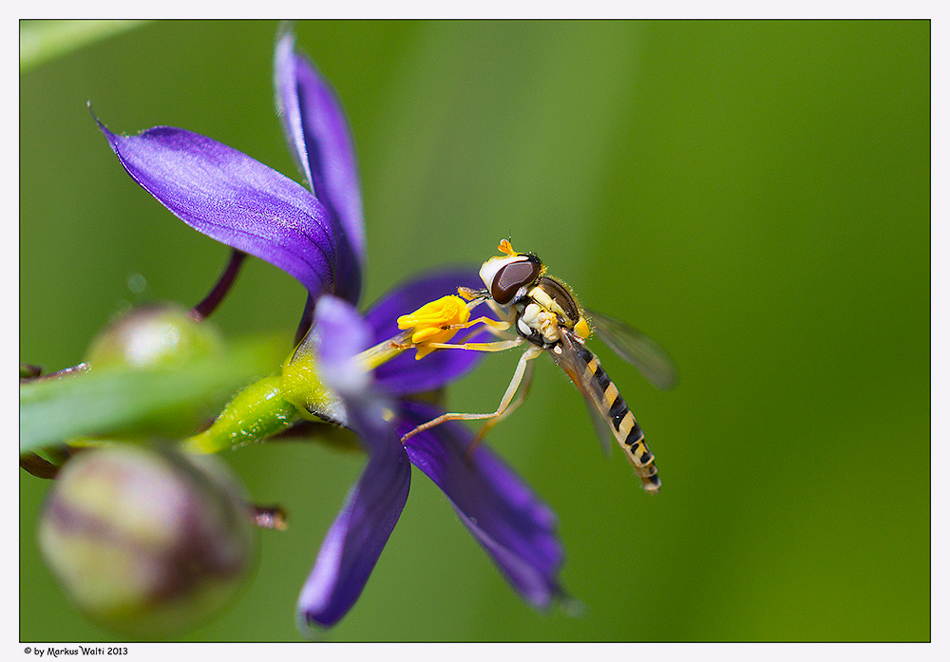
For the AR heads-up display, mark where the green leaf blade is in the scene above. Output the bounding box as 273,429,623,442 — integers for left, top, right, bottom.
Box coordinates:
20,335,288,453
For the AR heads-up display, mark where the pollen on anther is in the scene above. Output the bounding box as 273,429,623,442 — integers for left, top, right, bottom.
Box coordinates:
396,295,471,359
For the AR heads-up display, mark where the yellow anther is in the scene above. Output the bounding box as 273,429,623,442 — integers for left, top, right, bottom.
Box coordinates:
397,295,472,359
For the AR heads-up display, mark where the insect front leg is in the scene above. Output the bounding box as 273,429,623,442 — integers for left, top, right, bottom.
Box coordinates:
441,315,512,335
420,338,524,353
400,345,543,444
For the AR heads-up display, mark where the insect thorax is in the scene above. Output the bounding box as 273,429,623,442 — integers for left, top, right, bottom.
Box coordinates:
513,276,582,349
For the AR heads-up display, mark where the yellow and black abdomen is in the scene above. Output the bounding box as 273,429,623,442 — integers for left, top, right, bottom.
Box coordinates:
576,344,662,493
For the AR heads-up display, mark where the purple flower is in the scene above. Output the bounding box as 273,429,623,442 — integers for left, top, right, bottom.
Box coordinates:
97,27,565,632
296,276,566,629
97,28,363,319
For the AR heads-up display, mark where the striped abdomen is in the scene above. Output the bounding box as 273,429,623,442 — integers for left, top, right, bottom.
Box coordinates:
578,345,661,493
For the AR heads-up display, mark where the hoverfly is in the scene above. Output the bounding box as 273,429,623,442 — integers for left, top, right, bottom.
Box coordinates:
402,240,677,493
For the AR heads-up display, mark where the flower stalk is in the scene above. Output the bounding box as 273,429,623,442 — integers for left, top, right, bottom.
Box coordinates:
182,376,300,455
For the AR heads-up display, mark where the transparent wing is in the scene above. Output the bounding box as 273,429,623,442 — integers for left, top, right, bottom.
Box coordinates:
587,309,679,390
549,329,614,457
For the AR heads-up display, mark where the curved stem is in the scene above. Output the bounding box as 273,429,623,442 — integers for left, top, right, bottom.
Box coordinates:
20,452,60,479
294,294,316,346
190,250,247,320
182,375,300,454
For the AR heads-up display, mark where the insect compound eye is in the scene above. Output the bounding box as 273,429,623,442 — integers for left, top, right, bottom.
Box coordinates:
490,256,541,305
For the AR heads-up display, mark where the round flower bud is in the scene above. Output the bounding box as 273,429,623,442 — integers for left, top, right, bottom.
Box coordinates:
37,444,257,638
83,303,225,437
85,303,223,369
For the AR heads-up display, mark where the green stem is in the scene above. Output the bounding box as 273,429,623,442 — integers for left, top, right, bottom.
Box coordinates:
183,376,299,454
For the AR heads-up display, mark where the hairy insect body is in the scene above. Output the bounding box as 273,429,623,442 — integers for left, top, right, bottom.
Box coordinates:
515,277,581,348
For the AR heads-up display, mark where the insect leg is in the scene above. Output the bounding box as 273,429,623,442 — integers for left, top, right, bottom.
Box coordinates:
400,345,542,443
420,338,525,353
456,286,488,301
484,297,510,322
458,288,511,321
465,349,537,459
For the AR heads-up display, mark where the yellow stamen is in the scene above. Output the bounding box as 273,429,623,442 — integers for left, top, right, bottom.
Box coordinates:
396,295,472,359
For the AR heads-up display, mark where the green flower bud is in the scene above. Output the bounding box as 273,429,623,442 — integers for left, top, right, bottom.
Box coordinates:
82,304,226,438
85,303,223,369
37,444,257,638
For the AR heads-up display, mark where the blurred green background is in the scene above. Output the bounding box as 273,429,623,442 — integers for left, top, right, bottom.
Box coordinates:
20,20,929,642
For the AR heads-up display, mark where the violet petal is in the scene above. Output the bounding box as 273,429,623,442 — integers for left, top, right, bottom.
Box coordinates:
296,405,410,630
97,119,344,302
311,295,374,397
296,297,410,630
398,400,565,607
275,29,364,302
